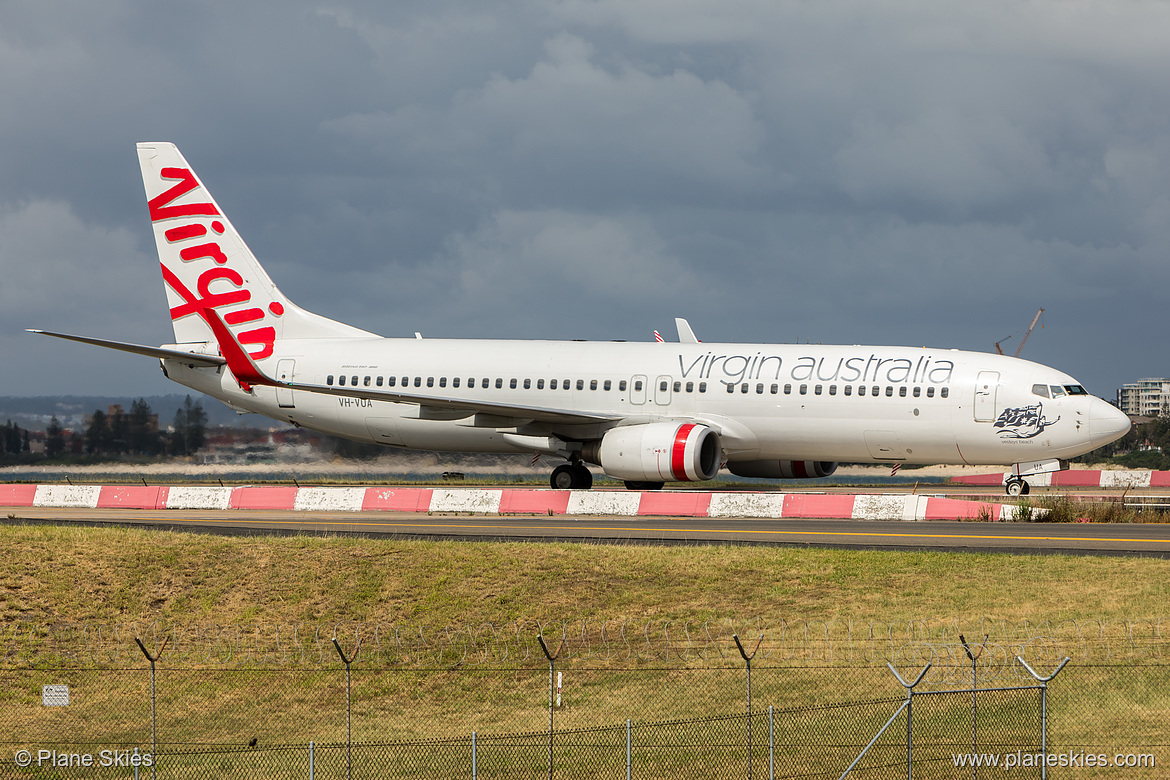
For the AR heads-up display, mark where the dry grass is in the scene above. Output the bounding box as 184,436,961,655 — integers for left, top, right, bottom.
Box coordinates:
2,523,1170,627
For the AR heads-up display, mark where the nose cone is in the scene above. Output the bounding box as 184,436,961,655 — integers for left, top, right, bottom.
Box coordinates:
1089,398,1131,447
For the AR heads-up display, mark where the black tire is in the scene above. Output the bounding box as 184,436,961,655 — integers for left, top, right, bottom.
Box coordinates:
1005,478,1025,497
572,464,593,490
551,464,576,490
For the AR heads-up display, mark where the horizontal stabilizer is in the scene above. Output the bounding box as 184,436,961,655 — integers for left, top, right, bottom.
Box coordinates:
27,329,226,367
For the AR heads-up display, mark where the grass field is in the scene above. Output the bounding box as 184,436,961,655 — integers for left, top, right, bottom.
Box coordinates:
3,523,1170,627
3,523,1166,777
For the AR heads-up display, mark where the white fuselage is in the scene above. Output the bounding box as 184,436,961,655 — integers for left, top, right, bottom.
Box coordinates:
162,338,1128,468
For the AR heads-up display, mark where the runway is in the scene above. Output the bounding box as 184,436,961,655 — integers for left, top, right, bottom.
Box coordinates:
5,505,1170,557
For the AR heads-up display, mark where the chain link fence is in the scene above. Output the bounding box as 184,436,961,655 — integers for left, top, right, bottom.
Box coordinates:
2,618,1165,777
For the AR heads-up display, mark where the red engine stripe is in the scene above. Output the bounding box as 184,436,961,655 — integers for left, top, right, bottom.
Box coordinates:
791,460,809,479
671,423,697,481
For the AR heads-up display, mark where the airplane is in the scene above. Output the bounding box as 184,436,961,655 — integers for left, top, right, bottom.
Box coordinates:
30,143,1131,496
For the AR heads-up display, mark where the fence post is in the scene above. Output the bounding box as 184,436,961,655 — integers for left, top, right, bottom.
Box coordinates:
959,634,987,780
135,635,168,780
626,719,632,780
768,705,774,780
472,731,477,780
886,662,931,780
333,637,359,780
733,633,764,780
1016,656,1070,780
309,741,315,780
538,634,564,780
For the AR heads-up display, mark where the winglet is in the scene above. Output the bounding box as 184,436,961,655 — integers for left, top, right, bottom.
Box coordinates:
675,318,701,344
202,307,273,392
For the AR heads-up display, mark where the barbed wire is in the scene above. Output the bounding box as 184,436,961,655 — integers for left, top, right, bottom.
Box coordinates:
3,617,1165,670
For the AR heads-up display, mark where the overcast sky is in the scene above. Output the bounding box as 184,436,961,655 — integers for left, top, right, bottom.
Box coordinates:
2,0,1167,399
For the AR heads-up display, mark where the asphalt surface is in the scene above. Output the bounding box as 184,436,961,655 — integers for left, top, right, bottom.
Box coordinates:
5,505,1170,557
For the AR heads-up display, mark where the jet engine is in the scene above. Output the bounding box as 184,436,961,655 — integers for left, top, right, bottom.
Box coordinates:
583,422,721,482
727,460,838,479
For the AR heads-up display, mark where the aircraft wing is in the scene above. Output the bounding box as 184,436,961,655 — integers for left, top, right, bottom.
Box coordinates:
28,329,227,367
201,309,621,426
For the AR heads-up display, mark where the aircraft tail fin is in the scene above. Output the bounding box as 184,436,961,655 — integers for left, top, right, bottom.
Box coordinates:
136,143,374,360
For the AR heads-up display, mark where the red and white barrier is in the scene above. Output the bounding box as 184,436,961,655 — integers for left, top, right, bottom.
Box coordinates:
951,470,1170,489
0,484,1021,521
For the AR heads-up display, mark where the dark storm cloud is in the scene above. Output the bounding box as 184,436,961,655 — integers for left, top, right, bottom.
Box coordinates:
1,0,1167,396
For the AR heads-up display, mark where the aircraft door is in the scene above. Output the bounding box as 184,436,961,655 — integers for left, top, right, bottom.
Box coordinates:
655,375,672,406
631,375,647,405
974,371,999,422
276,359,296,408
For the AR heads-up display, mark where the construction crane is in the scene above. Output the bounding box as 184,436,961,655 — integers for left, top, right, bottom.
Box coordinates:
995,308,1045,357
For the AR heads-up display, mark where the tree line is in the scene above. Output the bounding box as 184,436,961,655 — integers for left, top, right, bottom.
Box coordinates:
2,396,208,462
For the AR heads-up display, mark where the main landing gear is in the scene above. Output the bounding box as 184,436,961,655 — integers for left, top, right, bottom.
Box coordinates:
1005,477,1031,497
550,462,593,490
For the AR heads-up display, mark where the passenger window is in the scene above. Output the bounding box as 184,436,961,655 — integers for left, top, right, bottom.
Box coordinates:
592,380,600,391
620,380,628,391
427,377,434,388
388,376,397,387
452,378,459,388
495,378,503,389
927,387,934,397
524,379,531,389
364,376,371,387
564,379,571,390
770,384,778,394
352,376,359,386
829,385,837,396
538,379,545,389
1032,384,1050,398
327,375,334,385
577,380,585,390
439,377,447,388
402,377,408,387
660,380,668,392
814,385,822,395
885,387,893,397
604,380,612,391
941,387,950,398
897,387,905,397
844,385,852,396
634,380,643,391
858,385,866,396
510,378,517,389
784,384,792,395
699,382,707,393
799,384,807,395
551,379,558,390
673,381,680,393
872,386,879,396
727,383,735,394
376,376,384,387
912,387,920,397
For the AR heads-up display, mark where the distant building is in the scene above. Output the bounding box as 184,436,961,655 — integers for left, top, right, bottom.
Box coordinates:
1118,378,1170,417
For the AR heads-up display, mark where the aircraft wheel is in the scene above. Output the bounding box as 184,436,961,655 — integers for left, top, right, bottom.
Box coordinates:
1005,478,1029,497
625,481,665,491
572,465,594,490
551,465,576,490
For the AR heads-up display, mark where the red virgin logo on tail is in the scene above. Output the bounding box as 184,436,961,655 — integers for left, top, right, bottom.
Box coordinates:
151,167,279,360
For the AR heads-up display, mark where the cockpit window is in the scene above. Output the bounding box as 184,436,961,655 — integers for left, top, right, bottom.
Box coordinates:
1032,384,1050,399
1064,385,1088,395
1049,385,1066,398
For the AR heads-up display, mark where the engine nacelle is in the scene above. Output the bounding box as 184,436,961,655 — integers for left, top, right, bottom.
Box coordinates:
585,422,722,482
727,460,838,479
